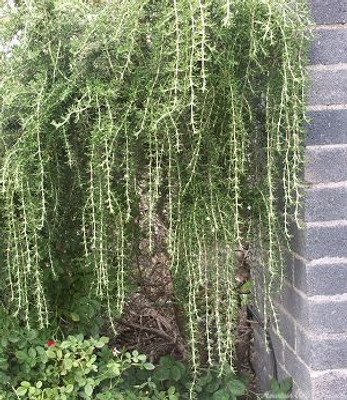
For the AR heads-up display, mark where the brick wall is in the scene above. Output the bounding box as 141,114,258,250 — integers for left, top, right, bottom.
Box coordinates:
253,1,347,399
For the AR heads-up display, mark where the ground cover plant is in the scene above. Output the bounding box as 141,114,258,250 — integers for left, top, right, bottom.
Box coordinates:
0,0,309,398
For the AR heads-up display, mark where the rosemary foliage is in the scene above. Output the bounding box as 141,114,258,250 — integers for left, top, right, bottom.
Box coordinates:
0,0,310,374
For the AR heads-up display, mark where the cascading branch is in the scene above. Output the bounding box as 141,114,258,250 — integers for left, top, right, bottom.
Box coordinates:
0,0,309,374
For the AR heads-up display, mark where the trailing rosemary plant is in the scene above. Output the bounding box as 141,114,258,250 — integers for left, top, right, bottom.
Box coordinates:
0,0,310,381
